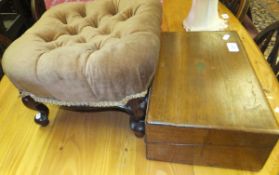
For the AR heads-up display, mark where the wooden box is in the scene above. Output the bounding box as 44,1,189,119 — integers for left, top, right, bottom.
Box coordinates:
146,32,279,171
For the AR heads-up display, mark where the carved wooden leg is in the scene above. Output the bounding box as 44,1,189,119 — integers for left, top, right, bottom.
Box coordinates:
124,96,148,137
22,95,49,126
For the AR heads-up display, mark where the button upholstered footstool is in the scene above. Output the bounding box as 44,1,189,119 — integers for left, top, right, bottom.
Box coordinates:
2,0,161,137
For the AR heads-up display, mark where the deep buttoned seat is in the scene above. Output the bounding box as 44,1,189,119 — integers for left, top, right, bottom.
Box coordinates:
3,0,161,107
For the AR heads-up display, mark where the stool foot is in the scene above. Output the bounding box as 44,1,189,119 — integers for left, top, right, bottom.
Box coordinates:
130,119,145,137
125,96,148,137
34,112,49,126
22,95,49,127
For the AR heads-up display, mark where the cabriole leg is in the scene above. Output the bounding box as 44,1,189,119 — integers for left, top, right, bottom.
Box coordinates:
21,95,49,126
125,96,148,137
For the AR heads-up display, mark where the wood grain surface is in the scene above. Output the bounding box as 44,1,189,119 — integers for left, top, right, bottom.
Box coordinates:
145,32,279,170
147,32,279,132
0,0,279,175
147,143,274,171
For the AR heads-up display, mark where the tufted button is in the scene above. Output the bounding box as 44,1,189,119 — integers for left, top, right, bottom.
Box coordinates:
54,13,67,24
88,19,98,28
67,26,78,35
79,11,86,18
83,17,98,28
111,10,117,16
37,34,54,42
99,28,110,35
95,43,101,50
110,3,118,15
78,6,86,17
119,8,133,21
92,20,98,28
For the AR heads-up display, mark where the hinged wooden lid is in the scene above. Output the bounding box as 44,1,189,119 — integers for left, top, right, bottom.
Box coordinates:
146,32,279,144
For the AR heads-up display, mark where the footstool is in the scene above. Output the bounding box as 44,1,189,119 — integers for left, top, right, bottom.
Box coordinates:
2,0,161,137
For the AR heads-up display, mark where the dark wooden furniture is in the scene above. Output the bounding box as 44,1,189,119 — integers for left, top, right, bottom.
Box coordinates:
0,34,9,79
22,94,147,137
0,0,33,80
146,32,279,170
219,0,249,22
31,0,46,20
0,0,32,40
254,21,279,80
219,0,259,38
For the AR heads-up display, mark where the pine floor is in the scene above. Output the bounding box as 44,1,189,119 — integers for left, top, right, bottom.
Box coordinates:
0,72,279,174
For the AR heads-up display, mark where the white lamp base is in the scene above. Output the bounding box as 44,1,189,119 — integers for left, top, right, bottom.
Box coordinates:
183,18,227,31
183,0,228,31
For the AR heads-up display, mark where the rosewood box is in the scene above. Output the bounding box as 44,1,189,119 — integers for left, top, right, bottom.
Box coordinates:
146,32,279,170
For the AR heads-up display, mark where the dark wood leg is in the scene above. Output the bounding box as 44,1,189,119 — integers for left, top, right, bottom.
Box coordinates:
21,93,148,136
123,96,148,137
63,95,148,137
21,95,49,126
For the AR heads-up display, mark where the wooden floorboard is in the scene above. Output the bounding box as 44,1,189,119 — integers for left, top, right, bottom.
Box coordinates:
0,76,279,175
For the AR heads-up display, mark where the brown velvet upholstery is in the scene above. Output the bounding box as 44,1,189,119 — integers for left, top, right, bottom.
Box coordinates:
2,0,161,106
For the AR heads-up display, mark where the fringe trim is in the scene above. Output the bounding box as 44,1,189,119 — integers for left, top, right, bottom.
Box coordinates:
20,90,148,107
